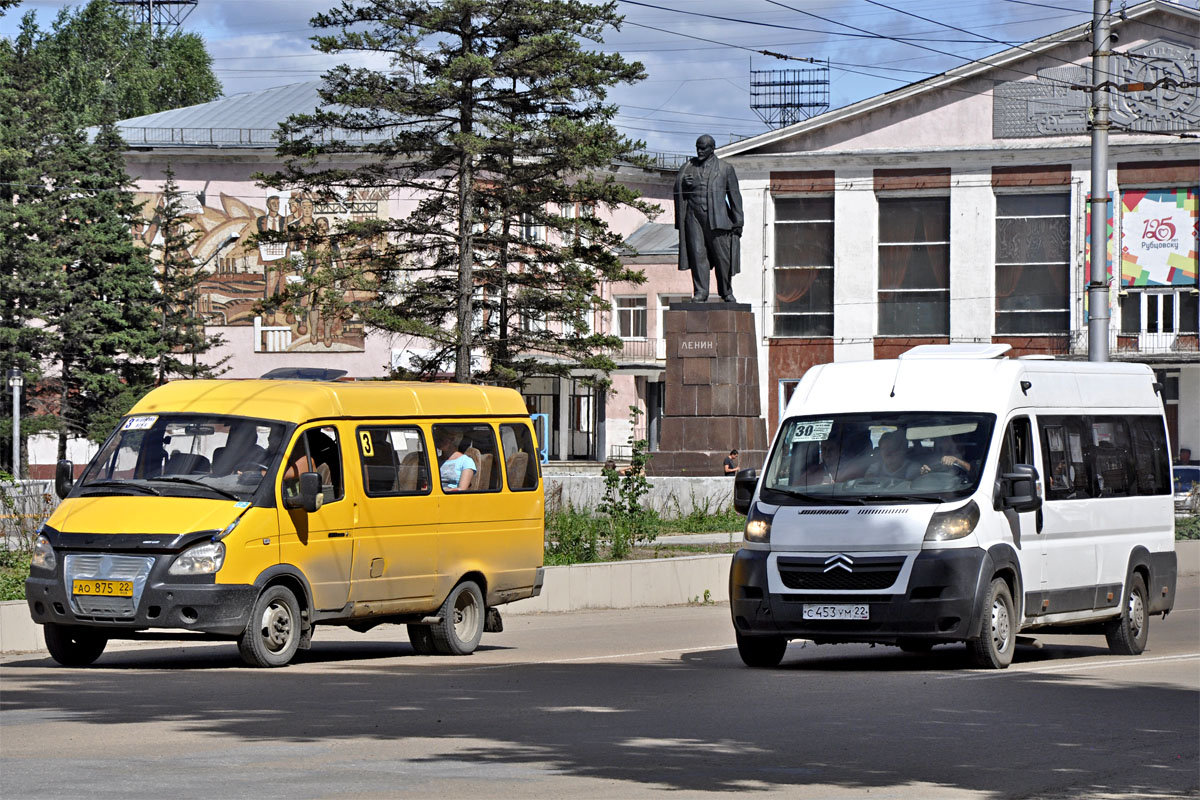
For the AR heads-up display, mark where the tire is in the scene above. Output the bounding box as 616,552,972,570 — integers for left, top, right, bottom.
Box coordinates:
1105,572,1149,656
430,581,485,656
44,623,108,667
238,585,302,667
407,624,436,655
967,578,1016,669
897,638,934,653
735,631,787,668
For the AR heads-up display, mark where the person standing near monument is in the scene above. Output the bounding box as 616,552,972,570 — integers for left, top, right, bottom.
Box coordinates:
674,134,744,303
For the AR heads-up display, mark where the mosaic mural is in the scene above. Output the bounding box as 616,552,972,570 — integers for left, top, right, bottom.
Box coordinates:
133,189,388,352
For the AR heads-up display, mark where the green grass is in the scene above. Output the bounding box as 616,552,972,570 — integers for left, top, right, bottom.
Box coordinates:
0,549,31,602
1176,515,1200,540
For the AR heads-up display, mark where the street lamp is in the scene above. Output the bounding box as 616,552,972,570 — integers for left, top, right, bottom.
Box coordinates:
7,368,23,480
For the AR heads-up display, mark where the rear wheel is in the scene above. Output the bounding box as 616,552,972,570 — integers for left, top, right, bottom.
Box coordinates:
1105,573,1149,656
735,631,787,668
44,623,108,667
967,578,1015,669
407,624,436,655
431,581,485,655
238,585,302,667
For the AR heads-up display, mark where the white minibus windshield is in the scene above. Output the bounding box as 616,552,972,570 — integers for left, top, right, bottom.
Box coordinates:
761,412,996,505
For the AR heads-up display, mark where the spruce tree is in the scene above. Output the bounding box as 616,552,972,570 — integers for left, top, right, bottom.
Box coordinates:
262,0,654,386
0,14,66,470
42,117,163,453
153,165,229,383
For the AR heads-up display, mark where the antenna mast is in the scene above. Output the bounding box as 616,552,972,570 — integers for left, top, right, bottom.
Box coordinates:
111,0,198,33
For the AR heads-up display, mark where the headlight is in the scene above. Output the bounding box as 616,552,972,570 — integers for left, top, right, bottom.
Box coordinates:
744,503,774,544
169,541,225,575
924,500,980,542
31,534,56,571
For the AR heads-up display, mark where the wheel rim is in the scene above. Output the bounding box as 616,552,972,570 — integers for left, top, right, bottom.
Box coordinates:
453,589,481,642
991,596,1011,654
260,600,294,654
1128,590,1145,640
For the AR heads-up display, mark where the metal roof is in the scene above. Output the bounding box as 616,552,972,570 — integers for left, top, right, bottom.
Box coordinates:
621,223,678,257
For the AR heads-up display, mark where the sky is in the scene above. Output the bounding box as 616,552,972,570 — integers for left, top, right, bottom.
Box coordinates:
3,0,1197,154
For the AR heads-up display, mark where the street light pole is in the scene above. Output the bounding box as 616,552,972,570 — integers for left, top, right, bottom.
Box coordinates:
1088,0,1112,362
7,369,23,480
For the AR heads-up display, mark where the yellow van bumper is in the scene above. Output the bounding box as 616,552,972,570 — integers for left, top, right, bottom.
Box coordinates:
26,567,258,637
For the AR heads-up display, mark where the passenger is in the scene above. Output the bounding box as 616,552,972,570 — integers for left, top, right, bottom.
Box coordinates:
865,430,921,482
435,429,476,492
804,437,843,485
920,435,971,476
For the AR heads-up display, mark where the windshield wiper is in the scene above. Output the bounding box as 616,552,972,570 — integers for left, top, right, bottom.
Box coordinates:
80,480,161,496
853,493,943,504
149,476,242,501
765,487,862,505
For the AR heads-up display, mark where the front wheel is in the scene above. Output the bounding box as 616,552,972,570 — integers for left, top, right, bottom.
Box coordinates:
1105,573,1149,655
238,585,302,667
431,581,485,655
44,623,108,667
967,578,1015,669
736,631,787,668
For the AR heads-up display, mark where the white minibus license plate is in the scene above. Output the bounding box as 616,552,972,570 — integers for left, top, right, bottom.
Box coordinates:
803,603,869,621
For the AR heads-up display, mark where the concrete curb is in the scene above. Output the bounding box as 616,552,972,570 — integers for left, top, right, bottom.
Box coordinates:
4,542,1198,655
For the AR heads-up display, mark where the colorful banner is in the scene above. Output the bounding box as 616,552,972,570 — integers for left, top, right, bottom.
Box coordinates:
1120,188,1199,287
1084,193,1115,320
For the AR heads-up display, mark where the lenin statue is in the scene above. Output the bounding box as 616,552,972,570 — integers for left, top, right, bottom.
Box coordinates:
673,134,744,303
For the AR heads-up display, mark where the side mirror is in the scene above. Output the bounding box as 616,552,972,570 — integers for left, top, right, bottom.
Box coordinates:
733,468,758,515
1000,463,1042,513
54,460,74,499
284,471,324,513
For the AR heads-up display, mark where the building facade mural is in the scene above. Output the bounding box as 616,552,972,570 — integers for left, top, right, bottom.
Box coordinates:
132,188,388,352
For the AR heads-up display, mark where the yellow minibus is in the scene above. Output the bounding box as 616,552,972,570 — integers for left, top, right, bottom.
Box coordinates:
26,378,545,667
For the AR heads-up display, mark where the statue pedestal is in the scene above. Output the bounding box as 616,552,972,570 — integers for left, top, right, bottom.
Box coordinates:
646,303,768,477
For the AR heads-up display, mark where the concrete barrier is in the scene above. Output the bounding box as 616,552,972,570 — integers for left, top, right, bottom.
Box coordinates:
4,542,1198,655
546,475,734,516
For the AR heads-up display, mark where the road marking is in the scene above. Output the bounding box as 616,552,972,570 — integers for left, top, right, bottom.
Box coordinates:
941,652,1200,680
460,643,736,671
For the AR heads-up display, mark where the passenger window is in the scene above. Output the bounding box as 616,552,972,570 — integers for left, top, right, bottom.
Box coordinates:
1039,416,1092,500
433,423,501,493
283,426,343,504
1090,417,1135,498
500,423,540,491
1131,416,1170,496
356,426,432,496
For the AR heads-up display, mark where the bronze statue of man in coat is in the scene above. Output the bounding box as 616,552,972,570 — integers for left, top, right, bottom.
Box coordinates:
673,134,744,303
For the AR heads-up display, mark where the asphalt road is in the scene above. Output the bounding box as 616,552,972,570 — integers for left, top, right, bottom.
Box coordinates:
2,578,1197,800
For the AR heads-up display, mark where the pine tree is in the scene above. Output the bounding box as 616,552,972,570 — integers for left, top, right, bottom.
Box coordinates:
153,165,229,383
42,117,163,453
262,0,654,386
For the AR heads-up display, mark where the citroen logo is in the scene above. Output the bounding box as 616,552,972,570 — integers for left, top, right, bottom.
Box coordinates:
824,554,854,573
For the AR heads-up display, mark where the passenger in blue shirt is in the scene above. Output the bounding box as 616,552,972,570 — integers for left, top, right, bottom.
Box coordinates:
435,429,476,492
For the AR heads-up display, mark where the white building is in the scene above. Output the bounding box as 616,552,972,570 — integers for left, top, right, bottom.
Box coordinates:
603,0,1198,465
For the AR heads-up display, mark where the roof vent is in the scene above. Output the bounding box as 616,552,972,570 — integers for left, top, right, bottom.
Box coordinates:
259,367,349,382
899,344,1012,360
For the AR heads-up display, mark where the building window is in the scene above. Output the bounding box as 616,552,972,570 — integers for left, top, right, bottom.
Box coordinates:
994,193,1070,335
1121,289,1199,335
774,197,833,337
519,211,542,242
615,296,647,339
878,196,949,336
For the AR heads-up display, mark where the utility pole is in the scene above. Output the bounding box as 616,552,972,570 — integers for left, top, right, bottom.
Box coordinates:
1087,0,1111,362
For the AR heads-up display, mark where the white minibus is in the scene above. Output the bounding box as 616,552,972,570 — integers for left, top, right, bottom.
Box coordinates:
730,344,1177,669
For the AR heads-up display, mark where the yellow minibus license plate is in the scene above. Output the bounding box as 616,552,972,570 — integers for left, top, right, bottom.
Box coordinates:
72,580,133,597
